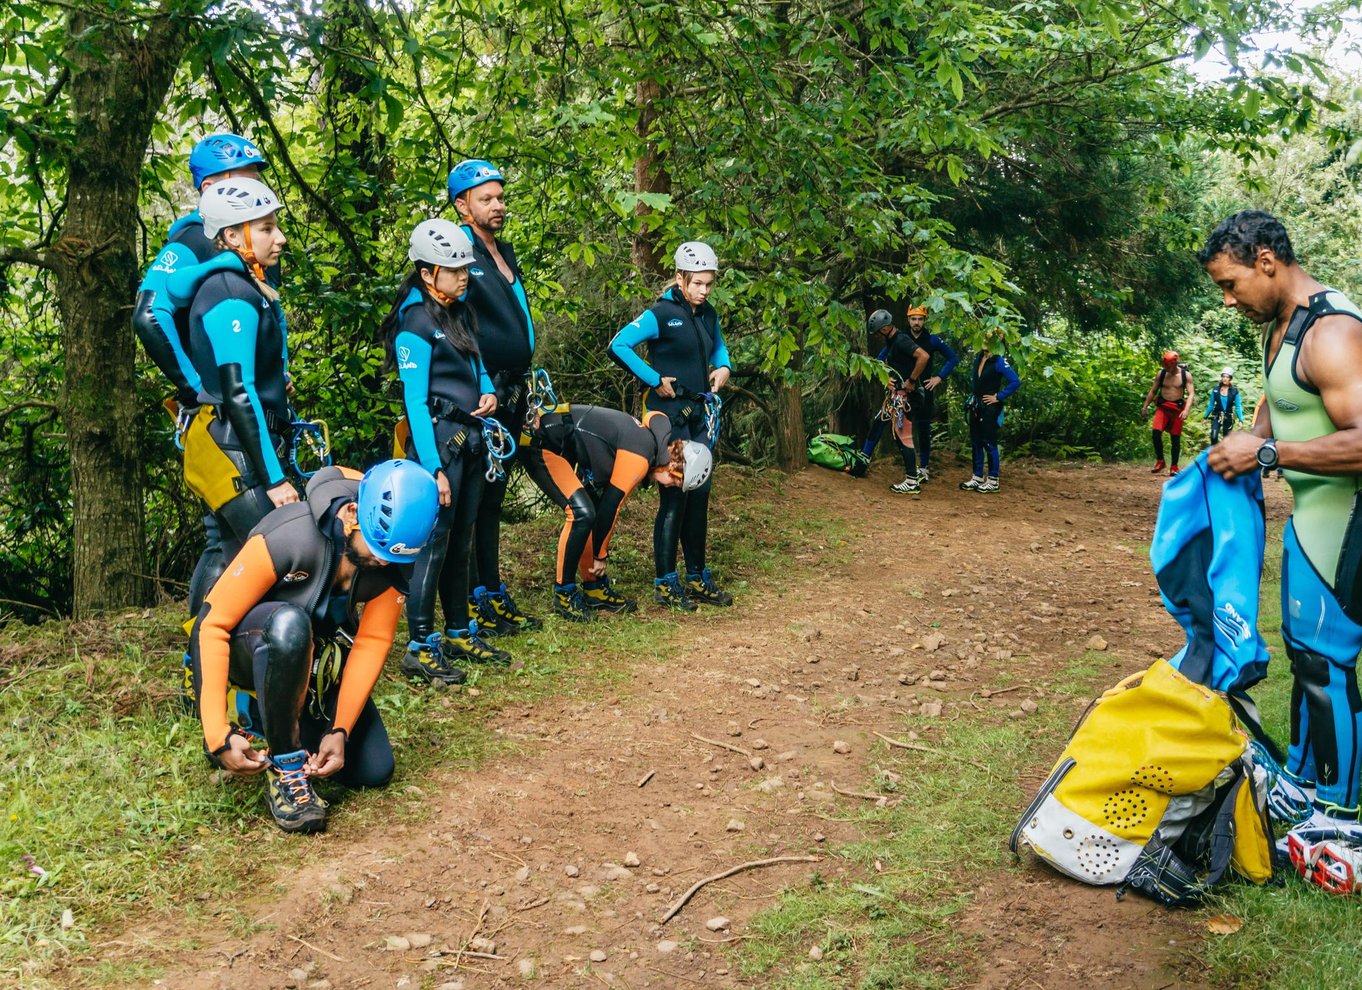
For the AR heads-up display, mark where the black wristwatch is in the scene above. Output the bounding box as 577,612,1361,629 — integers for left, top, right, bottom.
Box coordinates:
1256,438,1279,471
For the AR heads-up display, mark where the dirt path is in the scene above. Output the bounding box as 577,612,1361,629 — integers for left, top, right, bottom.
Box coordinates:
112,462,1264,990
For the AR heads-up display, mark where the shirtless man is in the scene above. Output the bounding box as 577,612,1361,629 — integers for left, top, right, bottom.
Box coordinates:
1141,351,1195,475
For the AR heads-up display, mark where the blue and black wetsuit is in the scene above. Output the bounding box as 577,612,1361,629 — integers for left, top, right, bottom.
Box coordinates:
180,255,292,553
906,328,958,470
393,286,494,643
968,350,1020,480
610,287,730,580
460,227,535,595
1204,385,1243,444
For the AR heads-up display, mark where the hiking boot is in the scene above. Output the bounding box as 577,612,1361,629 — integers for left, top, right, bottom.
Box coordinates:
552,583,594,623
978,478,999,493
443,622,512,665
473,583,541,636
917,467,930,483
849,458,869,478
265,750,328,834
1151,459,1166,474
1169,464,1181,476
401,636,467,685
890,475,920,494
583,576,637,614
180,650,197,715
654,572,697,612
685,568,734,607
959,476,982,491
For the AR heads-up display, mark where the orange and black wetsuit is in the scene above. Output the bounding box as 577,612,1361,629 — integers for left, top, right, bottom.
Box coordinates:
522,405,671,584
189,467,405,788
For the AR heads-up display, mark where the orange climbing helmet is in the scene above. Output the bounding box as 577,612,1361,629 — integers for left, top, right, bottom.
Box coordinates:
907,306,928,317
1162,350,1180,368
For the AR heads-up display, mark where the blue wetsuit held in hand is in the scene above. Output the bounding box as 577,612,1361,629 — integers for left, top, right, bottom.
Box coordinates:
1151,452,1270,694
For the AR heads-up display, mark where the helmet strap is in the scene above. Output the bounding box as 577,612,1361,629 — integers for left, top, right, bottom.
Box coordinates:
425,265,457,307
240,223,268,283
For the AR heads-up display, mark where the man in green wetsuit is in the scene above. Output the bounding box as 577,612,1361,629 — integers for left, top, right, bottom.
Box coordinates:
1201,210,1362,889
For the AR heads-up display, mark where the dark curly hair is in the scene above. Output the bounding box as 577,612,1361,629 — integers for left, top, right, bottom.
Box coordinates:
1196,210,1296,267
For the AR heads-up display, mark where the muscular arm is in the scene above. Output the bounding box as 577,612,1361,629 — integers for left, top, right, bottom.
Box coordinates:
1280,316,1362,474
911,347,930,382
1181,375,1195,417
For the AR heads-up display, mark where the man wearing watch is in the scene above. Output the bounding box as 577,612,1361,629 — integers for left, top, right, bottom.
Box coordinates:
1202,210,1362,870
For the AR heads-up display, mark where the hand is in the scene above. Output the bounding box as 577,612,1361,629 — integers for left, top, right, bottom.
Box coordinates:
587,557,608,579
709,367,730,391
924,376,942,392
218,733,269,775
1178,407,1189,421
307,732,346,779
1207,430,1264,479
267,481,300,507
656,377,677,399
474,392,498,417
435,469,452,507
1141,405,1149,419
982,393,999,406
285,379,296,396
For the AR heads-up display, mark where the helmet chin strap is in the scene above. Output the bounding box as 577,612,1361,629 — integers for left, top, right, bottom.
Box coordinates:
240,223,268,282
426,265,457,306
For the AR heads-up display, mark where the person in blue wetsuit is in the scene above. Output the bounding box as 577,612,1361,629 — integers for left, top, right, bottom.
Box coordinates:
1202,210,1362,878
174,177,295,556
1203,367,1243,444
866,310,930,494
380,219,503,684
447,159,542,637
904,306,958,480
134,134,269,619
609,241,733,611
959,338,1020,493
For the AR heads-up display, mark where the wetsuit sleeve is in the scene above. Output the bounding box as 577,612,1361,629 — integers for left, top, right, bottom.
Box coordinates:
202,295,287,486
475,353,495,396
1204,394,1216,418
331,586,403,735
608,310,663,388
1234,392,1244,420
592,450,651,559
195,535,279,751
711,317,731,370
996,358,1021,401
875,345,889,361
931,334,959,379
135,243,204,405
511,279,536,355
395,330,442,474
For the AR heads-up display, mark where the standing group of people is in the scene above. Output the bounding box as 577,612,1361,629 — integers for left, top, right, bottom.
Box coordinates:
857,308,1020,494
134,136,734,832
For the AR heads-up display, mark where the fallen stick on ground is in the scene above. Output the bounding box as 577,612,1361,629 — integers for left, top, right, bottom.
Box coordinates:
638,769,656,788
982,685,1023,698
690,733,753,758
287,934,345,963
872,731,991,772
832,783,898,805
660,855,821,924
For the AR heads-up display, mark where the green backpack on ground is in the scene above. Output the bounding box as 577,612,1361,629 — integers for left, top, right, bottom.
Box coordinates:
807,433,868,474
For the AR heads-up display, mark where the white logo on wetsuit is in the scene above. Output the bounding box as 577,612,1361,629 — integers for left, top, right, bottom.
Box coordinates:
1213,602,1251,643
1274,398,1300,412
667,318,684,327
398,345,417,370
152,249,180,274
470,267,485,278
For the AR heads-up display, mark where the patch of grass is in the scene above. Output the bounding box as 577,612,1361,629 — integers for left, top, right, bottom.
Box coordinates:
736,653,1116,989
0,466,823,989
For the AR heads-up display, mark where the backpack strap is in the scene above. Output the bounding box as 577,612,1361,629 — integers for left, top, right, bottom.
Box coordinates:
1227,691,1286,765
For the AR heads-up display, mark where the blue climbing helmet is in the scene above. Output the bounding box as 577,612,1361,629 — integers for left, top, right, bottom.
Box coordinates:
189,133,269,190
447,159,505,203
357,459,440,564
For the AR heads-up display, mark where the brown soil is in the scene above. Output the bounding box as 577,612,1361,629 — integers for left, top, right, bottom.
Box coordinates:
105,461,1278,990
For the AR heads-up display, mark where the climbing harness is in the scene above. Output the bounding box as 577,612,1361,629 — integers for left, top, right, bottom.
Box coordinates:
288,418,332,480
479,416,518,482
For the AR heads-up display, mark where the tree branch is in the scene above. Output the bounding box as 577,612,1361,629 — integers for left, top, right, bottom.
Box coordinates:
0,401,62,422
226,59,378,277
0,245,55,271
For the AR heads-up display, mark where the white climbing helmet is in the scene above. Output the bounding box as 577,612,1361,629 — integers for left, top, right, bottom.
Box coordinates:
199,177,282,239
408,219,475,269
680,441,713,492
674,241,718,273
1221,367,1234,379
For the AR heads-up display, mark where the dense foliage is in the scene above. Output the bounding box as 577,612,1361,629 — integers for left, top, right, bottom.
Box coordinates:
0,0,1355,618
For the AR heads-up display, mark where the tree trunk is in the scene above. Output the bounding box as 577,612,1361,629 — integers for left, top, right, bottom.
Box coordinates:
51,8,189,617
631,76,670,276
773,376,806,472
